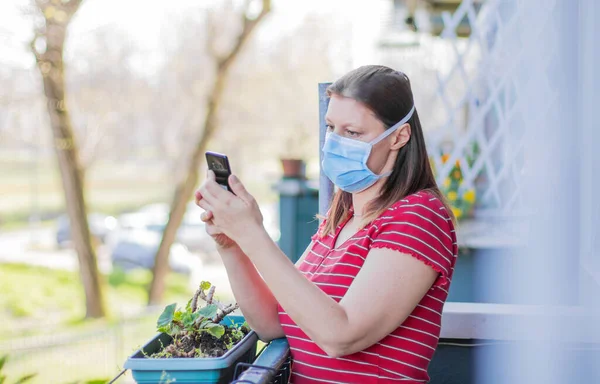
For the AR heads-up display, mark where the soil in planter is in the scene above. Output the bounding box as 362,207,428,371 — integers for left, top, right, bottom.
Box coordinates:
150,325,250,359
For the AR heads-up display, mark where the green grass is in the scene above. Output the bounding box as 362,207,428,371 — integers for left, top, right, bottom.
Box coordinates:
0,264,195,341
0,313,159,384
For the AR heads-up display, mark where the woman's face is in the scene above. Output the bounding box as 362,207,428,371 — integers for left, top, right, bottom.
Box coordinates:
325,94,395,175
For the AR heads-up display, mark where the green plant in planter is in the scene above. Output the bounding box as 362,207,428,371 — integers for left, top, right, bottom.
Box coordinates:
431,142,480,221
150,281,249,359
438,154,476,221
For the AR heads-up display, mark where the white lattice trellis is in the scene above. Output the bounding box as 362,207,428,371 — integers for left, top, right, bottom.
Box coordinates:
426,0,558,217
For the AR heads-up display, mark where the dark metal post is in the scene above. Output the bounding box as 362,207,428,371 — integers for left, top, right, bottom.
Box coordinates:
318,83,333,218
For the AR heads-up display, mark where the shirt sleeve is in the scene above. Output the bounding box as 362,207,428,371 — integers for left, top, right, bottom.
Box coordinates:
370,195,456,287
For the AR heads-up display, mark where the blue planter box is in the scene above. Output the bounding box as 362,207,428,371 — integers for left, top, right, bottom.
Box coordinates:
124,316,258,384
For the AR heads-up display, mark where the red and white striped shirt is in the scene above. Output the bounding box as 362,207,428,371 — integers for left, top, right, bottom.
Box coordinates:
278,191,457,383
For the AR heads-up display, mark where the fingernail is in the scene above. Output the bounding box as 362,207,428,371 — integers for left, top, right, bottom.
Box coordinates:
230,175,239,183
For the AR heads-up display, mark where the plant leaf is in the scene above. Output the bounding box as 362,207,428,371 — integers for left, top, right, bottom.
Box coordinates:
185,297,193,311
198,318,211,328
205,323,225,339
182,312,200,328
157,303,177,329
241,321,250,332
200,281,211,291
14,375,36,384
182,313,192,328
173,310,184,322
197,304,218,319
0,355,6,371
171,324,182,335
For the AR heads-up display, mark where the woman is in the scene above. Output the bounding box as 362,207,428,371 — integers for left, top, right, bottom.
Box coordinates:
196,65,457,383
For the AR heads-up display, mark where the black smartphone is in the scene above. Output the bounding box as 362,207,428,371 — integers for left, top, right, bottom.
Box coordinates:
205,151,233,192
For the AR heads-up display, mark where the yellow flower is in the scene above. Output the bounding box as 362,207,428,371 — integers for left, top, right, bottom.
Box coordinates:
451,207,463,219
441,154,450,164
443,178,451,188
44,6,56,19
447,191,458,201
463,189,476,204
452,170,461,180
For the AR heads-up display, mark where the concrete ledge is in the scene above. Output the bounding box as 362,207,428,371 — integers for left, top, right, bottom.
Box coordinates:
441,302,600,343
457,218,528,249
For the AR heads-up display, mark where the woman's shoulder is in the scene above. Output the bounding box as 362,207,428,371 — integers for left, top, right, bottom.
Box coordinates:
373,190,453,228
388,190,447,211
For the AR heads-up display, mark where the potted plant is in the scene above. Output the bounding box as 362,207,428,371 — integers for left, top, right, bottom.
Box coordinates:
431,145,478,221
280,158,305,179
124,281,258,384
439,154,476,221
279,127,309,179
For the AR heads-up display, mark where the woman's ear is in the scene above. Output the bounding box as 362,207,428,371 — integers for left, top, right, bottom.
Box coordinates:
390,124,411,150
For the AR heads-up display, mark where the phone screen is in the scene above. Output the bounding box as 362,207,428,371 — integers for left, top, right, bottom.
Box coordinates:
205,151,232,192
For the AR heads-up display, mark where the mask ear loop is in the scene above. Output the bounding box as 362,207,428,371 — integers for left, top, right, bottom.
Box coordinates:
366,105,416,178
369,105,416,146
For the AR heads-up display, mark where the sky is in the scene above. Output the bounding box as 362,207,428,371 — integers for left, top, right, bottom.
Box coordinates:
0,0,359,73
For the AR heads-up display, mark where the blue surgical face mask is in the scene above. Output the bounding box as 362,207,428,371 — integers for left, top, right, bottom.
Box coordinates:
321,106,415,193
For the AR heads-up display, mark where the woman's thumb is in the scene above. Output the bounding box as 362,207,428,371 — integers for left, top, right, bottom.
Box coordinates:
229,174,250,200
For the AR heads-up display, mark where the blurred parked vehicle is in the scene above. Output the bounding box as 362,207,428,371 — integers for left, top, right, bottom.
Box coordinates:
116,203,215,254
106,201,280,268
55,213,117,248
110,229,201,275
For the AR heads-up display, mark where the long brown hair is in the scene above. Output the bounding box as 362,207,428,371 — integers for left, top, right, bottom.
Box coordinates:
320,65,455,236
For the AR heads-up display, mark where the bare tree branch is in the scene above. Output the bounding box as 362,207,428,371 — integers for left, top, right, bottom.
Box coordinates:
149,0,272,304
206,286,215,304
218,0,271,71
205,11,220,59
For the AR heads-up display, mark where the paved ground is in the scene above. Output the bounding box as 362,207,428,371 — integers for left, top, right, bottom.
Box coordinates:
0,227,233,294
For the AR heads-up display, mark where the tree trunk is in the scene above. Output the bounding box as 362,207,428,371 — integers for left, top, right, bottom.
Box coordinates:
148,0,272,305
32,0,106,318
148,74,229,305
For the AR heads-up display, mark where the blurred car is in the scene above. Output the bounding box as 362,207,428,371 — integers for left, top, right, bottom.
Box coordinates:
55,213,118,248
178,204,215,253
110,229,202,275
115,203,214,253
110,201,280,256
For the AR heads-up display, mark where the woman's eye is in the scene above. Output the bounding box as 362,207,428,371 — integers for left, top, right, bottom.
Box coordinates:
345,130,360,137
325,124,334,132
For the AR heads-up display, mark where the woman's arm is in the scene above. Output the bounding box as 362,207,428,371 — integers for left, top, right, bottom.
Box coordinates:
238,229,437,357
217,244,284,341
198,172,441,357
214,241,314,342
197,195,315,342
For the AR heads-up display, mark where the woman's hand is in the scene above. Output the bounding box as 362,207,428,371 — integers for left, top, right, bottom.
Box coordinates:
196,209,237,249
195,170,265,248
